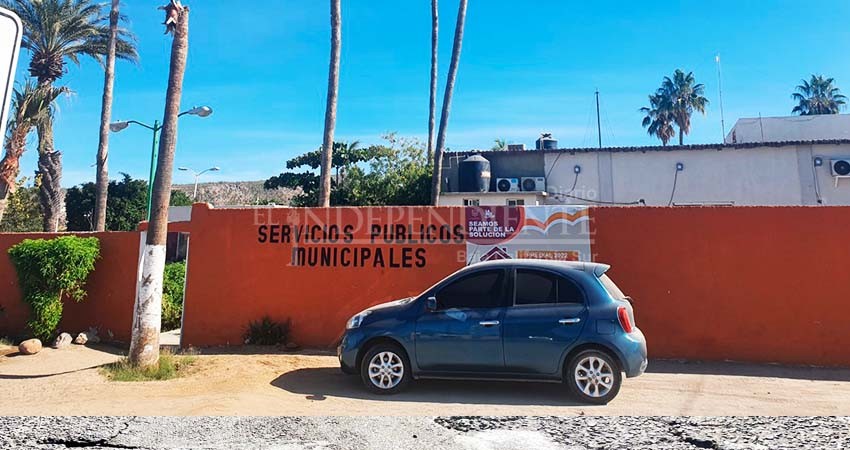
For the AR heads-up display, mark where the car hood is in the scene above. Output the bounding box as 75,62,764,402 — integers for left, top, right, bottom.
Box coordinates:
363,297,415,314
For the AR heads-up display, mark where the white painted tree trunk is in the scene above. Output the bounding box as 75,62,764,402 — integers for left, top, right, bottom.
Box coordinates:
129,244,165,366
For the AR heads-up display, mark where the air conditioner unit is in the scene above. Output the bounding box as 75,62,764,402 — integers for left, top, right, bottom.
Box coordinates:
496,178,520,192
831,159,850,177
521,177,546,192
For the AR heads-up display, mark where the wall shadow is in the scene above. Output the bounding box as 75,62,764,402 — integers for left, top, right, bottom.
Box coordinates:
647,359,850,382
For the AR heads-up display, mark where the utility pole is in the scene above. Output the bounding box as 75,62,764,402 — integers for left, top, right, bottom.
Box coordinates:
716,54,726,142
595,89,602,149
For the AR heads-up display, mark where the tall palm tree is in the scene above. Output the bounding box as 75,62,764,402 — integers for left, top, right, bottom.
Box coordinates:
0,0,137,231
129,0,188,369
427,0,438,162
0,81,68,223
319,0,342,207
430,0,467,206
640,93,676,146
660,70,708,145
792,75,847,116
93,0,122,232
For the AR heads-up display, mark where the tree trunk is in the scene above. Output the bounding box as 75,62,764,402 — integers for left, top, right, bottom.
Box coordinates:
0,130,27,223
36,115,64,232
93,0,121,231
679,128,683,146
427,0,438,163
319,0,341,208
129,3,190,368
430,0,467,206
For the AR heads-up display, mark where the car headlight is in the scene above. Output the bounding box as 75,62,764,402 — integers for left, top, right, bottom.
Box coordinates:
346,311,371,329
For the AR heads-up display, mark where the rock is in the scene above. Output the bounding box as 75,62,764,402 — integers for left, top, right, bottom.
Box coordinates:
73,333,88,345
18,339,42,355
285,342,299,351
52,333,73,349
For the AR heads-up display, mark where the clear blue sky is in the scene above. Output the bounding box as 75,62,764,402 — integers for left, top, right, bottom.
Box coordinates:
12,0,850,187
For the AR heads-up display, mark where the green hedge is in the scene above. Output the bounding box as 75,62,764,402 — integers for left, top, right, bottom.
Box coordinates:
162,262,186,331
7,236,100,341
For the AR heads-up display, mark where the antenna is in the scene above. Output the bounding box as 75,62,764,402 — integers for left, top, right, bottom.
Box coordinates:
716,54,726,142
595,89,602,149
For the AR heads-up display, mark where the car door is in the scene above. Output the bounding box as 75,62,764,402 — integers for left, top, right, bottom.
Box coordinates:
502,268,588,375
414,268,507,372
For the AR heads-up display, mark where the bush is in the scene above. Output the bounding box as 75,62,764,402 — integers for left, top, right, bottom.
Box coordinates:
7,236,100,341
162,262,186,331
244,316,291,345
100,350,196,382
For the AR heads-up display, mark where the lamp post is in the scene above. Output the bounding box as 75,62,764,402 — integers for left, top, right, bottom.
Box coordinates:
110,106,213,221
178,166,221,201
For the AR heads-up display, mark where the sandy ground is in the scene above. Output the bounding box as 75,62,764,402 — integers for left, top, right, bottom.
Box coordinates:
1,343,849,416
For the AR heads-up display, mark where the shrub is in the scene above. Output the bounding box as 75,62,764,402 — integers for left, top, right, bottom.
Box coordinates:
100,350,197,382
244,316,291,345
161,262,186,331
7,236,100,341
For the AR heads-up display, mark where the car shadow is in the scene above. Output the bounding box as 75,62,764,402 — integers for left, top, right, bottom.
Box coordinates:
271,367,588,406
647,359,850,382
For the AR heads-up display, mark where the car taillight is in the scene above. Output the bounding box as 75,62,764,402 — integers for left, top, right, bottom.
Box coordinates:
617,306,634,333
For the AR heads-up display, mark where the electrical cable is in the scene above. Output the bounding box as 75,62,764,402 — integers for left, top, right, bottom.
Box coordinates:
548,172,644,206
667,168,680,207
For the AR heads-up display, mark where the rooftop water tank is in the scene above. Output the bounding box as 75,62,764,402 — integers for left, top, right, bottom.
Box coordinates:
458,155,491,192
536,133,558,150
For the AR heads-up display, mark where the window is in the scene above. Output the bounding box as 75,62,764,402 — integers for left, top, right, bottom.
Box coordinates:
598,274,626,300
507,198,525,206
558,277,585,304
515,269,557,305
437,270,504,309
463,198,480,206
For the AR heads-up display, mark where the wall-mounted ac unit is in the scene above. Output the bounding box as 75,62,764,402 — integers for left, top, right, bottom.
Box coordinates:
521,177,546,192
831,159,850,177
496,178,520,192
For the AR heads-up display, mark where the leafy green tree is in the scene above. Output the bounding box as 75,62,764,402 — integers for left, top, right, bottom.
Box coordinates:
65,173,195,231
641,93,676,146
0,178,41,232
492,139,507,151
792,75,847,115
265,135,431,206
642,70,708,145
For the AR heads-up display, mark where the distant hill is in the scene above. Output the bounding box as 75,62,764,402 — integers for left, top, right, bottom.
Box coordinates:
171,181,297,206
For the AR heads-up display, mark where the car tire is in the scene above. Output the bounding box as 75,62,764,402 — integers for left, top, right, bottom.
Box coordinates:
565,349,622,405
359,343,411,395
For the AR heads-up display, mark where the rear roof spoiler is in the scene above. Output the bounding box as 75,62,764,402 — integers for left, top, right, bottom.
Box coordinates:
593,263,611,277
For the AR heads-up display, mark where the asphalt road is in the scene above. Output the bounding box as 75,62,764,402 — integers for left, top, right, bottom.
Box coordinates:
1,416,848,449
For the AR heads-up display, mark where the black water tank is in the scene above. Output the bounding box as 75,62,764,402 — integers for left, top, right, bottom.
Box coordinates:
458,155,491,192
536,133,558,150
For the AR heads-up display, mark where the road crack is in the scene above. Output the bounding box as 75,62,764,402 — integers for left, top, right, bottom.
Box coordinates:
40,418,140,449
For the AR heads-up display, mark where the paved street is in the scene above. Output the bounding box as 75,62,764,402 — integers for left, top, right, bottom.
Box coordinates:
1,416,848,449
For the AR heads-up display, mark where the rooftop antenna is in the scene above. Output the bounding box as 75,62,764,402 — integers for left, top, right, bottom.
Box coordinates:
595,89,602,149
716,54,727,142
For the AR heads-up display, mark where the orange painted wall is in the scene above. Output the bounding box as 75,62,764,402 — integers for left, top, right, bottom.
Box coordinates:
591,207,850,367
0,232,139,342
181,205,467,348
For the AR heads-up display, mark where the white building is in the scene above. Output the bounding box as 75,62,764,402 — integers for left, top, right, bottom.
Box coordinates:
726,114,850,144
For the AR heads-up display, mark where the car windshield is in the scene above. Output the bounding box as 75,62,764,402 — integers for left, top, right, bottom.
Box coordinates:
598,274,626,300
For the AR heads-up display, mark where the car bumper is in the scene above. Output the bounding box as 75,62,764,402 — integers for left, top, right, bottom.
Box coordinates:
337,330,363,375
620,328,648,378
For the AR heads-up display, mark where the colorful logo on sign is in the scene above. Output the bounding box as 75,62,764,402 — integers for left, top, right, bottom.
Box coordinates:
465,206,525,245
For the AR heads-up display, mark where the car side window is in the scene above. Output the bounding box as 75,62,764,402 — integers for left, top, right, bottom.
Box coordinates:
515,269,557,305
437,270,505,310
558,276,585,304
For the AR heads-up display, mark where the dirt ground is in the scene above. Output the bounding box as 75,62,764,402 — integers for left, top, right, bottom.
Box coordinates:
2,343,849,416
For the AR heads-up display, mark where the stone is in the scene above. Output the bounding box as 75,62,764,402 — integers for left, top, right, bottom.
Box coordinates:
285,342,299,351
52,333,73,349
18,339,42,355
73,333,88,345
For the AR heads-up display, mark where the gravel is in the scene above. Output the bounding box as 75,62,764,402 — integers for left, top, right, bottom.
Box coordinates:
1,416,847,449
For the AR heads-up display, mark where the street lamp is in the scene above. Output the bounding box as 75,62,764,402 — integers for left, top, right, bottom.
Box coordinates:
178,166,221,201
109,106,213,221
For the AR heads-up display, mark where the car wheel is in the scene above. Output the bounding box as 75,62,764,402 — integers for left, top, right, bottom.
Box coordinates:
565,349,622,405
359,343,411,395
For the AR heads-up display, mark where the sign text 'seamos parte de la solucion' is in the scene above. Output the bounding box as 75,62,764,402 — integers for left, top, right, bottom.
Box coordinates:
256,224,465,269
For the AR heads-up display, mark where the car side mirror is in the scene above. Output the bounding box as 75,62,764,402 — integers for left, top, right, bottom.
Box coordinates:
426,296,437,312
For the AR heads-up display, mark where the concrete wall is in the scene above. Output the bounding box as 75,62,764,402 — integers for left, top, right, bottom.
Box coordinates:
437,192,546,206
726,115,850,143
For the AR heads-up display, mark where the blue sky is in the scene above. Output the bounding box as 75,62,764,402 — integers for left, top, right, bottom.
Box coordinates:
11,0,850,187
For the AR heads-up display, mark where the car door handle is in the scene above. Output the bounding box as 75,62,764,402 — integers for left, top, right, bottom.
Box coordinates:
479,320,500,327
559,318,581,325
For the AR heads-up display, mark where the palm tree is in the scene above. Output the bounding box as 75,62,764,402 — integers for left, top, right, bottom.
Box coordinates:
319,0,342,207
93,0,122,232
0,82,68,223
0,0,137,231
491,138,507,151
660,70,708,145
427,0,438,162
430,0,467,206
129,0,188,369
640,93,676,146
792,75,847,115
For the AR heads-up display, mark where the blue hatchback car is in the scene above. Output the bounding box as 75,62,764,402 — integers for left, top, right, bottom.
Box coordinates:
338,259,647,404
